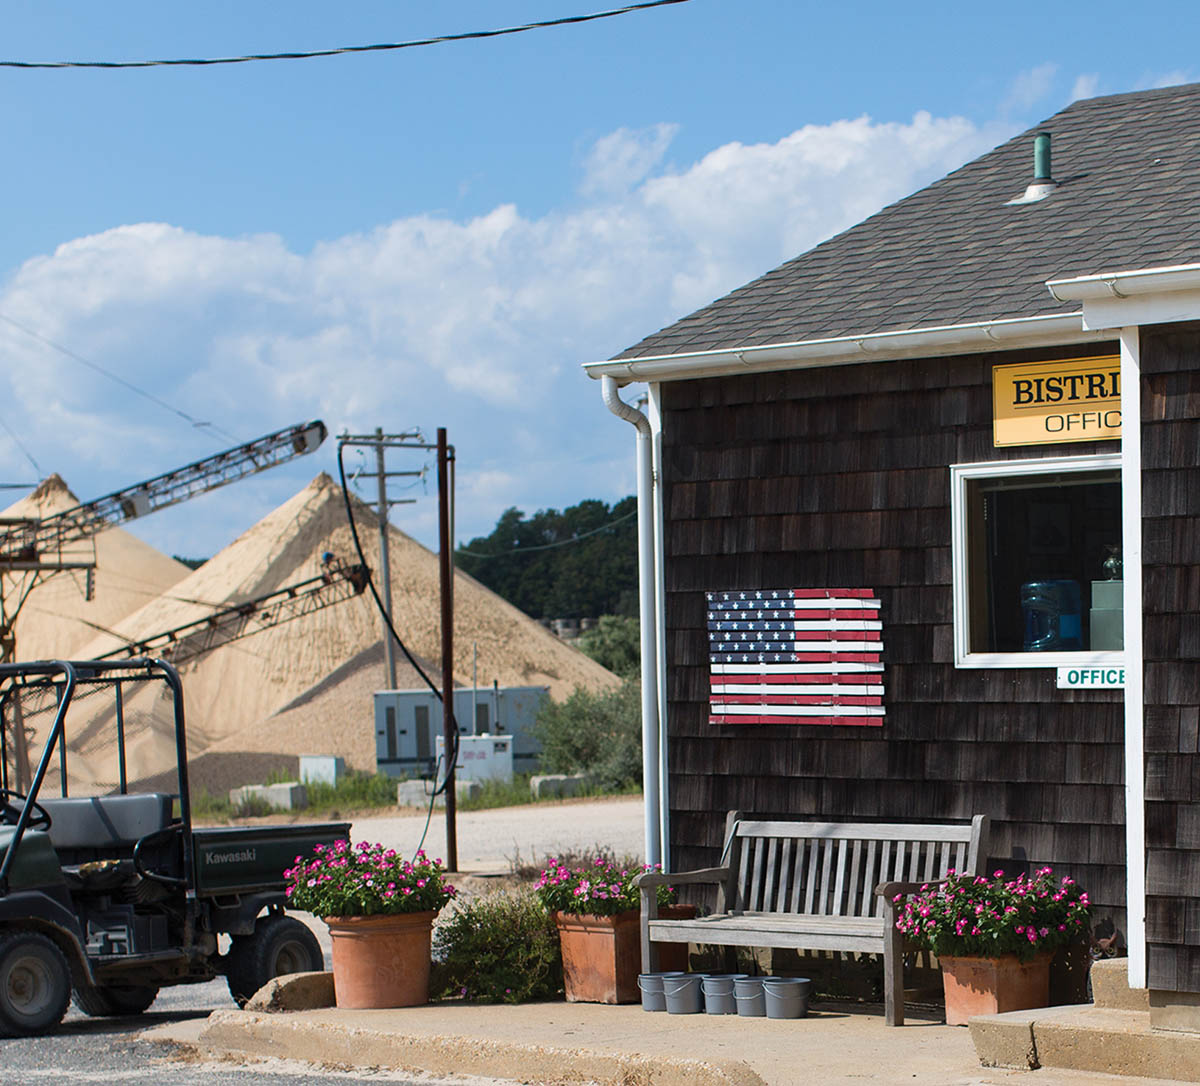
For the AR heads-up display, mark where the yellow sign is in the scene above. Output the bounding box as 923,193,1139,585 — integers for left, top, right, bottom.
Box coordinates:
993,355,1122,447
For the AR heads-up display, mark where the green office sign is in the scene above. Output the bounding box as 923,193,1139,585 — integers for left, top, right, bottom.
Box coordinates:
1056,666,1125,689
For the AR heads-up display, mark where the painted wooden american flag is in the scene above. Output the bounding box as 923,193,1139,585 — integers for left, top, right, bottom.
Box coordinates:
708,588,884,727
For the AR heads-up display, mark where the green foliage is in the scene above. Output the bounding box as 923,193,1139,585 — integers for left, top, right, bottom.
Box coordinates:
233,793,279,818
432,890,563,1003
455,497,636,620
576,615,640,679
285,842,456,917
304,772,398,810
534,858,676,917
189,788,232,820
895,868,1092,962
532,680,642,791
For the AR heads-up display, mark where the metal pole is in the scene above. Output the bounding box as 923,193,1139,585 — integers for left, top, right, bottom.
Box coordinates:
437,428,458,871
375,428,398,690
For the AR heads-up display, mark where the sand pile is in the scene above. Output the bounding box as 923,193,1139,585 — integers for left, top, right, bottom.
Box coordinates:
73,473,616,789
3,475,190,660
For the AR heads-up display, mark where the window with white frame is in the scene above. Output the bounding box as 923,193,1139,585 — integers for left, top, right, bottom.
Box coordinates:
950,454,1124,668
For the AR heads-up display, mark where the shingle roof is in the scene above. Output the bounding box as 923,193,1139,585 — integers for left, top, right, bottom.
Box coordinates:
617,83,1200,361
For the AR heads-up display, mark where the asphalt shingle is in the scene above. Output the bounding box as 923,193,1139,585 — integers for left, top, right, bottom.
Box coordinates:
617,84,1200,361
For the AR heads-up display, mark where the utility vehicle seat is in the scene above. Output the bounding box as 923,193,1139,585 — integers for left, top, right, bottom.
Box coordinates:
36,793,174,854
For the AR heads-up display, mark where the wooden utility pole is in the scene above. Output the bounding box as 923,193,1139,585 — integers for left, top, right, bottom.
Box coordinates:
437,427,458,871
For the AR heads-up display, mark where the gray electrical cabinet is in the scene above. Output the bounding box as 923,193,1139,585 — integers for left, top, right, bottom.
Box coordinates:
373,685,547,778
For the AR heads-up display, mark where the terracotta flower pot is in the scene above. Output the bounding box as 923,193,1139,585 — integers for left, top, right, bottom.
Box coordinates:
939,952,1052,1026
554,909,640,1004
655,903,698,973
324,911,436,1009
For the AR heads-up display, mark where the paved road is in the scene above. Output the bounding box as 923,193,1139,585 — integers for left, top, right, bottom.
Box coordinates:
7,797,645,1083
349,794,646,874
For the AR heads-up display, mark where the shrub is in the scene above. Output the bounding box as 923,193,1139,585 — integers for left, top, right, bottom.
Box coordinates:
433,890,562,1003
894,867,1091,961
532,680,641,790
576,615,640,679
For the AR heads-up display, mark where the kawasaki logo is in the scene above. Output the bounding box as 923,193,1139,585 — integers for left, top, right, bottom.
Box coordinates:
206,848,257,864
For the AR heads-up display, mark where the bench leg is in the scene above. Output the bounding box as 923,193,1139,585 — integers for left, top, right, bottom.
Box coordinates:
640,897,660,973
882,898,904,1026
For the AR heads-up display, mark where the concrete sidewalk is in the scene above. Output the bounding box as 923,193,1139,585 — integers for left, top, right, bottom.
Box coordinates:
142,997,1200,1086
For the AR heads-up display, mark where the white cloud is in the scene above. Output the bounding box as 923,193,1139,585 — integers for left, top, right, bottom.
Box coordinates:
581,124,679,197
0,110,1000,553
1070,74,1100,102
1143,69,1194,90
1002,63,1059,115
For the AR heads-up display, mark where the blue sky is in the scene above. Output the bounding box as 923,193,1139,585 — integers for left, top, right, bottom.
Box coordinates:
0,1,1195,559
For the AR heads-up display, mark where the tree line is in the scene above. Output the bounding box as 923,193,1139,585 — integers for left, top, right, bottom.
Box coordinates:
455,496,637,620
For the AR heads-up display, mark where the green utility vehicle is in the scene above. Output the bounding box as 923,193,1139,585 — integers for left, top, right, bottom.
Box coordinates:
0,659,349,1036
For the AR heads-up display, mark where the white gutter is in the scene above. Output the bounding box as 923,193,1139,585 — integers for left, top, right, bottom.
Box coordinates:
586,312,1107,384
1047,262,1200,301
600,375,662,867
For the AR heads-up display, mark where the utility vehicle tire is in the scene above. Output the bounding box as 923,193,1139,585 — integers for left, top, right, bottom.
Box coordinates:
226,914,323,1008
71,982,159,1017
0,931,71,1037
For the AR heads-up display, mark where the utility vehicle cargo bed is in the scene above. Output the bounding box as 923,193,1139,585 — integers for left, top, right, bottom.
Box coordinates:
192,823,350,894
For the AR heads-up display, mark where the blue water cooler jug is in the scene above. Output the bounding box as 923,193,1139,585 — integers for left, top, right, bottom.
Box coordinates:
1021,580,1083,651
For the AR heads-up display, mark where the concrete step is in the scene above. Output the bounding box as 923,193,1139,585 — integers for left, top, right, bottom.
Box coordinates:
971,1004,1200,1081
1093,957,1150,1011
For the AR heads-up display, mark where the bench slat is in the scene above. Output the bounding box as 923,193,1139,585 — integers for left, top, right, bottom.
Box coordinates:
648,914,886,954
831,838,847,916
764,837,780,913
777,836,794,912
803,838,820,913
847,838,864,916
820,837,835,915
733,820,977,843
749,836,765,911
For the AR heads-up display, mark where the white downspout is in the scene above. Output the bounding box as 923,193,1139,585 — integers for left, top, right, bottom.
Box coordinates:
601,374,661,866
647,383,670,870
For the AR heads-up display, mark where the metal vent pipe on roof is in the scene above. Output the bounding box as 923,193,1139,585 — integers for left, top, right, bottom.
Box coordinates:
1007,131,1057,205
1034,132,1053,182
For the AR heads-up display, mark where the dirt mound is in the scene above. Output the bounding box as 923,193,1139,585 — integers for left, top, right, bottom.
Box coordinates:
69,473,616,789
3,474,189,659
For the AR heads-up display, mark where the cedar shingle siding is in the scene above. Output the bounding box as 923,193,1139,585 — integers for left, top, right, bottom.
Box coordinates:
1142,324,1200,991
662,343,1128,931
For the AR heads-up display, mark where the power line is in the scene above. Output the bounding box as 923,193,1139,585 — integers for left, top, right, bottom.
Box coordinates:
0,1,691,71
0,415,43,475
457,508,636,558
0,312,240,444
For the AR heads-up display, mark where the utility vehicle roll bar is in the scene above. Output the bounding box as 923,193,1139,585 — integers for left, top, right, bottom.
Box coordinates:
0,659,193,898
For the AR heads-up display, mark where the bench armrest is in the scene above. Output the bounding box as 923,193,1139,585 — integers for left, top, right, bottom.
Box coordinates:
633,865,730,890
875,878,946,901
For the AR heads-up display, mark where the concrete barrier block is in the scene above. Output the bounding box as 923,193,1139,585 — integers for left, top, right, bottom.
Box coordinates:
245,971,335,1013
530,773,586,800
299,755,346,787
396,779,481,809
230,781,308,811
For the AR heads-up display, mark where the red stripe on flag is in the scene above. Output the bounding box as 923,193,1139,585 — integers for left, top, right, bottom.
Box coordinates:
712,694,883,706
710,674,882,687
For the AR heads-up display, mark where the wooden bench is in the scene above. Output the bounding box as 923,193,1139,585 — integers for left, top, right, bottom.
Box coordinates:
633,810,989,1025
